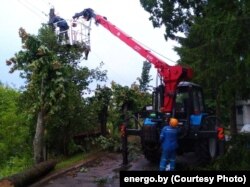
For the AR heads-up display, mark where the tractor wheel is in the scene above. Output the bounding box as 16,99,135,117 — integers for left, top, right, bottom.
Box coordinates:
208,137,218,159
204,116,225,158
194,116,219,166
141,126,161,163
142,142,161,163
194,138,211,166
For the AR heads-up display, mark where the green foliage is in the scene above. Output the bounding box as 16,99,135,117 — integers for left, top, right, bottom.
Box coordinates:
53,149,100,172
6,25,108,161
107,81,151,134
93,176,108,185
0,85,33,178
6,26,68,116
137,61,153,92
205,134,250,170
90,85,112,135
96,135,122,152
0,155,33,179
140,0,207,40
175,0,250,126
127,139,141,162
141,0,250,129
95,134,141,162
110,81,151,113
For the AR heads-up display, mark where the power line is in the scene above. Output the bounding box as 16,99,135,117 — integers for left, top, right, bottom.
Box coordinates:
17,0,47,22
25,0,49,17
41,0,54,9
38,0,52,7
133,37,177,64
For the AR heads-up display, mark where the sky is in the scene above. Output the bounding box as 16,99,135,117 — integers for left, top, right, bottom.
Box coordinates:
0,0,180,90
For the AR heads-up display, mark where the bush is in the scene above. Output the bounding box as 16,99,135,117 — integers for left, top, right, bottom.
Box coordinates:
0,155,33,179
96,135,122,152
205,134,250,170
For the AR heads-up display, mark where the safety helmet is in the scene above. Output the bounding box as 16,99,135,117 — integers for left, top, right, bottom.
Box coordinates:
169,118,178,127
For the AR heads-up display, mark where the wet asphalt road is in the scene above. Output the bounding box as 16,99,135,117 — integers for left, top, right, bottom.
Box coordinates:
30,151,196,187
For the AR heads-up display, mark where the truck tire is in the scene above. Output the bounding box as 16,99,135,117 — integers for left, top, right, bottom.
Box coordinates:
194,116,219,166
143,143,161,163
206,116,226,158
208,137,218,159
194,138,211,166
141,126,161,163
195,136,220,165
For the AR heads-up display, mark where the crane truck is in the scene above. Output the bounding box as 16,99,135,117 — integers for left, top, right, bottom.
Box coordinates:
72,8,225,166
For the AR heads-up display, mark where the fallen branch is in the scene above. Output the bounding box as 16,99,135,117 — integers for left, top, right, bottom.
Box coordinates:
0,159,57,187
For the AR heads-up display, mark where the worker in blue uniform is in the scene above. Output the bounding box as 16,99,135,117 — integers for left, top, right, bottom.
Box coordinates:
72,8,96,21
71,8,96,59
159,117,179,171
48,8,69,43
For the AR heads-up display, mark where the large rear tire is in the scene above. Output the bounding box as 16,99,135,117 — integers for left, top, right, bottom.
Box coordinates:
141,126,161,163
194,138,211,166
143,143,161,163
194,116,220,166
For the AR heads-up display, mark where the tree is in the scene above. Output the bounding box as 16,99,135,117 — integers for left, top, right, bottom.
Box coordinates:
6,25,91,163
140,0,207,41
94,85,112,136
0,84,32,177
137,61,152,92
108,81,151,130
140,0,250,133
176,0,250,133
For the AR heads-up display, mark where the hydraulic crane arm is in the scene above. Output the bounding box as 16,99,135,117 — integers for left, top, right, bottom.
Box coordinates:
73,9,193,113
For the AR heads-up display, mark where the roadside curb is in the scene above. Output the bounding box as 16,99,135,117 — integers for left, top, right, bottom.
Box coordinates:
29,151,105,187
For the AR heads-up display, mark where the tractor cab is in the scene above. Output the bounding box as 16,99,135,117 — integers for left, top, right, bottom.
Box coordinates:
174,81,208,140
175,82,205,121
152,81,206,131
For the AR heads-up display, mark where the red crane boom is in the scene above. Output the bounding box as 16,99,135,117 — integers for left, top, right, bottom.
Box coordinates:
73,9,193,113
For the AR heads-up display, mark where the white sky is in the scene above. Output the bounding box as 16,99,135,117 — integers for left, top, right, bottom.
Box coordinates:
0,0,180,90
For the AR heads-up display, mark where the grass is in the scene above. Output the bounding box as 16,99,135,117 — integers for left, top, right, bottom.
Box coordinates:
52,136,140,174
54,148,101,172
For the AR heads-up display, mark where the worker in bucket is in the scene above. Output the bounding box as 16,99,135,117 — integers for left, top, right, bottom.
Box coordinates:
159,117,179,171
71,8,95,59
48,8,69,43
72,8,96,21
